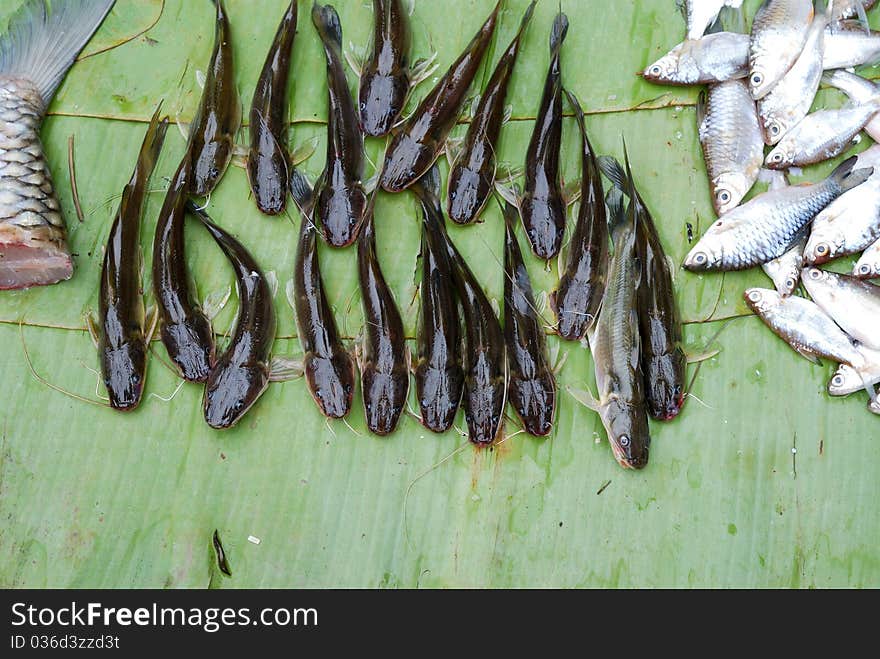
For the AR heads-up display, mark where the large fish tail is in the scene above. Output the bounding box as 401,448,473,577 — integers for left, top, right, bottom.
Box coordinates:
0,0,115,109
829,155,874,194
598,155,626,193
134,106,169,184
312,3,343,48
289,167,315,216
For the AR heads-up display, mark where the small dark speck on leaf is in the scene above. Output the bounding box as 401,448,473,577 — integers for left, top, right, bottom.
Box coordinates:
144,36,159,46
819,440,824,456
219,452,226,460
596,480,612,495
213,529,232,577
111,94,127,104
558,521,563,527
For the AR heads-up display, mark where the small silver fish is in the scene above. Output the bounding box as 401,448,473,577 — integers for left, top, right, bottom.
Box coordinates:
802,267,880,350
697,79,764,215
804,146,880,264
748,0,815,100
744,287,874,372
854,237,880,278
0,0,115,289
765,103,880,169
685,0,744,40
829,362,880,396
760,170,805,295
685,157,872,271
643,32,749,85
756,6,827,144
823,21,880,69
824,69,880,142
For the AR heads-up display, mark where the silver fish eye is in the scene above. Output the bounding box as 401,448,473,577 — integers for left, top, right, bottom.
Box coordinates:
808,268,822,280
859,264,872,276
649,65,661,76
816,244,829,255
693,252,707,265
747,290,762,303
785,277,795,289
619,435,630,447
832,375,844,386
751,72,763,86
716,189,731,204
771,152,783,162
770,124,780,136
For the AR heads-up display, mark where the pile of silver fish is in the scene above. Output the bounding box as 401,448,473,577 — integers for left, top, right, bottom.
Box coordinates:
646,0,880,416
2,0,694,470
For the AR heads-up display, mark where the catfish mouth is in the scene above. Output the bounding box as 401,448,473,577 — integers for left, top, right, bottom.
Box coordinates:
203,365,269,429
306,355,355,419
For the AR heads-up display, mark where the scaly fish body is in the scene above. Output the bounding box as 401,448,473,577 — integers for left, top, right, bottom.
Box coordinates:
643,32,749,86
357,196,409,436
359,0,411,137
829,361,880,396
447,1,535,225
759,170,805,295
685,157,872,271
189,0,241,197
697,79,764,215
686,0,744,40
744,287,871,369
766,104,880,169
0,0,115,289
189,203,277,429
825,69,880,142
289,169,355,419
502,201,555,437
589,184,650,470
99,109,168,411
804,146,880,264
552,92,607,341
247,0,297,215
380,1,501,193
313,4,366,247
153,153,214,382
756,7,826,144
802,267,880,350
854,237,880,278
749,0,814,99
521,12,568,260
823,21,880,69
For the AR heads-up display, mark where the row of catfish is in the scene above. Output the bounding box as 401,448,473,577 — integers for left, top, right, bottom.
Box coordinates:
643,0,880,417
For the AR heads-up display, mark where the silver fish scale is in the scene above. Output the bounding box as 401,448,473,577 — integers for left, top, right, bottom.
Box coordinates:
0,77,66,248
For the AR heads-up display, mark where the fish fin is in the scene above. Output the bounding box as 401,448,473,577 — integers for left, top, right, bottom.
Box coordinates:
605,187,626,234
686,347,720,364
444,136,464,169
490,297,501,318
855,0,871,32
598,155,626,192
343,41,366,76
795,346,822,365
289,168,315,215
566,385,601,412
0,0,115,108
85,312,100,348
363,171,380,195
203,285,232,321
829,155,873,193
717,4,745,34
410,51,439,87
312,3,343,48
549,12,569,54
284,278,297,313
494,180,520,208
136,106,170,182
496,162,523,184
268,355,304,382
145,305,160,344
501,104,514,126
696,89,708,129
265,270,279,299
562,178,582,207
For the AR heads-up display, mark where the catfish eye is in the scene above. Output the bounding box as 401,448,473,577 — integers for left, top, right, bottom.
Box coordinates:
816,244,829,256
751,72,764,87
715,189,731,204
619,435,630,447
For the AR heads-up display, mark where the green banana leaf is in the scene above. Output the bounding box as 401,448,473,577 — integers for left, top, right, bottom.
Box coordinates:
1,0,878,588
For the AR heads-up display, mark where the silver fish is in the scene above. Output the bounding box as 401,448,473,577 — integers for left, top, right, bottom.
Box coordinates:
760,170,805,295
0,0,115,289
685,157,872,271
748,0,815,100
804,146,880,264
586,180,650,470
870,397,880,414
697,79,764,215
823,21,880,69
824,69,880,142
643,32,749,85
802,267,880,350
765,103,880,169
829,362,880,396
685,0,744,40
854,236,880,278
744,287,875,371
756,6,827,144
831,0,877,22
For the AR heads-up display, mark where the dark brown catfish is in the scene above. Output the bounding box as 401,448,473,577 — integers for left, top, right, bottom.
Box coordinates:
379,0,502,193
520,12,568,259
289,169,356,418
187,202,276,429
189,0,241,196
502,200,555,437
357,194,409,435
551,91,607,341
599,156,686,421
412,179,464,434
152,152,214,382
98,109,168,410
359,0,411,137
414,166,505,445
312,3,366,248
247,0,297,215
447,1,536,225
